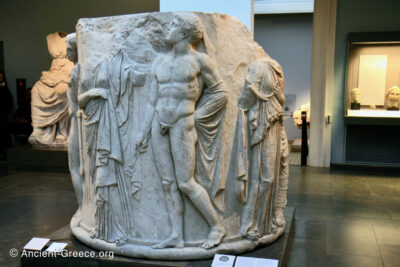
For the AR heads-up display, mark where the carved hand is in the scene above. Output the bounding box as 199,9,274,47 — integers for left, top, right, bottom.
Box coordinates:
91,88,108,99
249,121,257,132
248,109,258,132
78,88,108,109
135,132,149,153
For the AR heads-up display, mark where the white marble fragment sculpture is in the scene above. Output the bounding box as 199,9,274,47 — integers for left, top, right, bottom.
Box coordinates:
351,88,360,104
29,31,74,148
386,86,400,110
293,102,310,127
68,12,289,260
350,88,361,110
236,58,289,239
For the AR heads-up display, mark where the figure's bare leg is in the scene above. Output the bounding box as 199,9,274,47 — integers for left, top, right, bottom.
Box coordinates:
170,116,225,249
151,119,184,249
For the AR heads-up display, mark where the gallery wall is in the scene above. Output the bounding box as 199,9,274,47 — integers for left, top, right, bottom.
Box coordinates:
0,0,313,143
331,0,400,164
254,13,313,140
0,0,158,106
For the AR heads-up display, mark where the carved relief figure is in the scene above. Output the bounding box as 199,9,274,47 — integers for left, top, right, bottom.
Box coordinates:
77,52,145,245
386,86,400,110
293,102,310,128
29,32,74,147
137,13,227,249
66,33,83,214
236,58,288,239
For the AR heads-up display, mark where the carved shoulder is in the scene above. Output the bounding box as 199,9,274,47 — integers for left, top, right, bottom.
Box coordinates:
196,52,222,87
151,55,165,74
197,52,215,71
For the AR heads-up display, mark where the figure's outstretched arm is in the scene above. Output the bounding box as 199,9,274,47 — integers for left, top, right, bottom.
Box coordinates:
196,54,228,119
238,81,257,111
77,88,108,109
238,62,264,111
268,59,286,106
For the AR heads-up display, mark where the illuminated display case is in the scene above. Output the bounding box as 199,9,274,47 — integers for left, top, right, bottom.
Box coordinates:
345,32,400,121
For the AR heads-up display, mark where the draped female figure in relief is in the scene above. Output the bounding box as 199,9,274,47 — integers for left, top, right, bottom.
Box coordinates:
76,51,146,245
236,57,289,239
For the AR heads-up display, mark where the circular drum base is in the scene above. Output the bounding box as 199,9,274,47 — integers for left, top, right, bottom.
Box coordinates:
70,215,285,260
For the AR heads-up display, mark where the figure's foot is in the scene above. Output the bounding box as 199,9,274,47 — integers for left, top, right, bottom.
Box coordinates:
72,209,82,227
28,135,39,146
274,208,285,227
201,225,226,249
56,134,67,142
89,228,99,239
245,229,259,241
240,223,251,238
115,238,128,246
152,234,184,249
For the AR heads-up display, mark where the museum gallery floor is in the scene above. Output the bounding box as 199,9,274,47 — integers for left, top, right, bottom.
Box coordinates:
1,166,399,266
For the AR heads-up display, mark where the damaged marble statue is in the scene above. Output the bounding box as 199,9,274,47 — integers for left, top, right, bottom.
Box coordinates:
68,11,289,260
29,31,74,148
234,58,289,239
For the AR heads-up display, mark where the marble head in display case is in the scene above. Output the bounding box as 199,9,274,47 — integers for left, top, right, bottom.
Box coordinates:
386,86,400,110
29,31,74,148
293,102,310,128
68,12,289,259
350,87,361,110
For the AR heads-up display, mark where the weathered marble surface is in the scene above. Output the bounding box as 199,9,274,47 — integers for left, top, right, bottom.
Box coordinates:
351,88,360,104
386,86,400,110
350,88,361,110
68,12,289,259
29,32,74,148
293,102,310,128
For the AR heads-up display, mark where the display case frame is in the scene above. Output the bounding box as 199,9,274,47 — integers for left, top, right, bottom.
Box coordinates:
344,32,400,125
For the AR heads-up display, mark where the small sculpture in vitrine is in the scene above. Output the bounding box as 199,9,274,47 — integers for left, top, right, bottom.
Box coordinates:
350,88,361,110
386,86,400,111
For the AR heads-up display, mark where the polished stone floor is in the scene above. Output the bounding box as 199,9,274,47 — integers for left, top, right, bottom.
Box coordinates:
0,171,77,266
285,167,400,267
0,166,399,266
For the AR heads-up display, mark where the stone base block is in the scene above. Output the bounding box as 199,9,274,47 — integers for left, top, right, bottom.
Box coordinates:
21,208,294,266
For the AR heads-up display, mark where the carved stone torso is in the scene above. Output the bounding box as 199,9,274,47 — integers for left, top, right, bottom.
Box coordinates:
155,53,202,124
155,52,203,125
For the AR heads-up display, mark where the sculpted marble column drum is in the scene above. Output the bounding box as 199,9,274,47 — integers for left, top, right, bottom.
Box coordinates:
68,12,289,259
29,31,74,148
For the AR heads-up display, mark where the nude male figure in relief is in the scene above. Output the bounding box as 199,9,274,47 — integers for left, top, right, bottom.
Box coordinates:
137,14,227,249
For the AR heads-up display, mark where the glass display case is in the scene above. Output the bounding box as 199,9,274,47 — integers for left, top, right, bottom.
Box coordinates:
345,33,400,119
